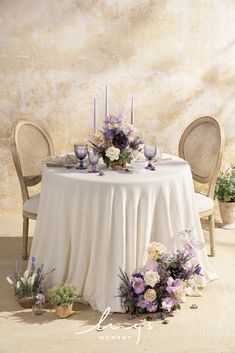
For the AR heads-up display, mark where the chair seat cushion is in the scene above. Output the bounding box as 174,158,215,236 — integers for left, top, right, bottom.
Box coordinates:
23,193,40,215
195,192,214,213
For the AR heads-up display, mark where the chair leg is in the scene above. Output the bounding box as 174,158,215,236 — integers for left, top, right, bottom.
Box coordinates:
208,214,215,257
22,216,29,260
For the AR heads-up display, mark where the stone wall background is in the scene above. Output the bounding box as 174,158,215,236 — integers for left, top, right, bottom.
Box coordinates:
0,0,235,212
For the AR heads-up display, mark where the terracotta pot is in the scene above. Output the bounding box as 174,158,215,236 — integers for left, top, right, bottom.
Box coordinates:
219,202,235,227
55,303,74,318
18,296,35,308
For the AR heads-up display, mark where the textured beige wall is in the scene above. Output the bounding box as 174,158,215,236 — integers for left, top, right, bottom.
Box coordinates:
0,0,235,212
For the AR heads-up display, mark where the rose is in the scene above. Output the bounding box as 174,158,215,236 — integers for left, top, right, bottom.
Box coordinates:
144,289,157,302
144,270,160,287
147,242,167,261
105,146,120,161
174,289,186,302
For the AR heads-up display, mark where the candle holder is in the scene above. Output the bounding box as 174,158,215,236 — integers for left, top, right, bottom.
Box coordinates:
74,144,88,170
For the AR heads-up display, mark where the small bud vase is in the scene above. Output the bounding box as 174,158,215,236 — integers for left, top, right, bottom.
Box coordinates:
32,302,43,315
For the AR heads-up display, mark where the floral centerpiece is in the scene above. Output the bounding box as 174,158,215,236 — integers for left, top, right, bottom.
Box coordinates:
6,256,55,308
90,113,144,168
118,229,203,315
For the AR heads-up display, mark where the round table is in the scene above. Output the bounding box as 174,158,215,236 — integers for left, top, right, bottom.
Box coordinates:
30,155,217,312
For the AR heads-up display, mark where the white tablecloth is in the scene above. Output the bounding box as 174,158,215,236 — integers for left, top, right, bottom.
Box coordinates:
29,156,217,312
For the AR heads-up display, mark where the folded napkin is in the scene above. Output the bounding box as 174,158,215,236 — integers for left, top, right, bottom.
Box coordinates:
45,153,78,166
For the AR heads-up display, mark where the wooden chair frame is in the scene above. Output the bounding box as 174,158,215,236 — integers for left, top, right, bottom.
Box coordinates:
179,116,225,256
11,119,54,259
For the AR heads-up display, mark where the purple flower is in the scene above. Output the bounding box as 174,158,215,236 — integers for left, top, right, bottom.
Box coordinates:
146,302,158,312
103,127,117,140
162,297,175,312
112,131,129,149
36,293,46,304
132,276,145,294
194,264,203,276
166,277,182,293
143,259,158,273
137,295,147,309
178,229,204,256
105,114,123,125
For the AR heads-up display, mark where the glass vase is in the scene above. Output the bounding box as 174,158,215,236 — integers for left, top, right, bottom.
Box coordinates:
32,302,43,315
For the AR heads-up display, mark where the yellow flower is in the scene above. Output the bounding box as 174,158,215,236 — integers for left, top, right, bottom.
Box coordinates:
147,242,167,261
144,289,157,302
92,134,103,147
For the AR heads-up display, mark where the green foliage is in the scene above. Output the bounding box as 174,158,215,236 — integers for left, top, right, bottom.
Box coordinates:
214,166,235,202
48,284,80,307
103,150,132,168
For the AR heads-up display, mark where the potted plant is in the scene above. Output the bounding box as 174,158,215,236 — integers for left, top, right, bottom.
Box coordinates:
214,166,235,227
6,256,55,308
48,284,80,318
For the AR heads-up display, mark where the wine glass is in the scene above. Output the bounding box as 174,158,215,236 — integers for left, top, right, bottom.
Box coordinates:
155,146,163,163
144,145,156,169
88,150,100,173
74,144,88,170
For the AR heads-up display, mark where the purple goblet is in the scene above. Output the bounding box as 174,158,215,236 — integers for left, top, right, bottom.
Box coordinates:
74,143,88,170
88,151,100,173
144,145,156,169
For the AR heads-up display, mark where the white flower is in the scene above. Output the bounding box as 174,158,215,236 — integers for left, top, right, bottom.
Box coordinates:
144,270,160,287
6,276,13,285
105,146,120,161
147,242,167,261
23,270,29,280
16,281,20,289
20,277,26,285
144,289,157,302
30,273,37,286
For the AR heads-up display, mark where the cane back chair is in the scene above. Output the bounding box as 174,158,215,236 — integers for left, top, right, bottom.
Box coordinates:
179,116,224,256
11,119,54,259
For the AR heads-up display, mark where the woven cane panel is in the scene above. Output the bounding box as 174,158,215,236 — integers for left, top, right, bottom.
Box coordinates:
183,123,219,181
17,125,50,176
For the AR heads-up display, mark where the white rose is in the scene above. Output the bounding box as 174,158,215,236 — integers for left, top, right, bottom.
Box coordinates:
105,146,120,161
144,270,160,287
144,289,157,302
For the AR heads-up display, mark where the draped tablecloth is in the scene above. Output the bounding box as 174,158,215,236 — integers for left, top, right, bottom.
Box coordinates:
29,156,217,312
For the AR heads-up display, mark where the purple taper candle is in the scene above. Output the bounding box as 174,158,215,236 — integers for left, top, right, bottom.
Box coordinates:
105,84,108,117
131,96,134,125
94,97,97,134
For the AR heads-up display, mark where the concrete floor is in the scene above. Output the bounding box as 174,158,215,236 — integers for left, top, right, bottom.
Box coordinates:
0,212,235,353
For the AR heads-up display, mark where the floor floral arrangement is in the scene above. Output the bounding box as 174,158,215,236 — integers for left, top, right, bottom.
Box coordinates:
118,230,204,316
90,113,144,168
6,256,55,308
6,230,203,320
